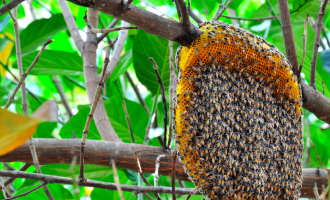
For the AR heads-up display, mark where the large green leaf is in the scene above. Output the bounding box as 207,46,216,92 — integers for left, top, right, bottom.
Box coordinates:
20,14,67,55
133,30,179,94
59,105,101,140
109,49,133,81
12,50,83,75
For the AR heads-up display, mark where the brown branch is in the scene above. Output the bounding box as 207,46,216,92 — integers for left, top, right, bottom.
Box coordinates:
0,164,31,190
0,170,198,195
125,72,150,114
0,138,328,198
172,152,177,200
168,41,176,148
2,0,15,22
149,58,168,150
310,0,329,90
67,0,203,46
175,0,191,29
277,0,299,74
185,187,197,200
187,6,202,24
4,40,53,109
212,0,233,21
91,26,139,33
0,0,24,17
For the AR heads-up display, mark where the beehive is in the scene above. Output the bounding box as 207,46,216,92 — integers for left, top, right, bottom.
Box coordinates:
174,21,303,200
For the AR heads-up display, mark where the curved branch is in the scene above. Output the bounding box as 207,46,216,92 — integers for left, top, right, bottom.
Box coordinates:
67,0,202,46
0,139,327,198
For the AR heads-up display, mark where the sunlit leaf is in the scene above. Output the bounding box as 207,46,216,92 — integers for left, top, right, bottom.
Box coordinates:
0,108,40,156
0,33,14,76
20,14,67,55
12,50,83,75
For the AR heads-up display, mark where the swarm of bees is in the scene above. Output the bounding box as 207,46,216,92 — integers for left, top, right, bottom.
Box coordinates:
174,21,303,200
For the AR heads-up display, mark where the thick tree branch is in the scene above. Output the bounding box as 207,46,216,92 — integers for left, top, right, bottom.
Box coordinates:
67,0,202,46
277,0,299,74
0,139,327,198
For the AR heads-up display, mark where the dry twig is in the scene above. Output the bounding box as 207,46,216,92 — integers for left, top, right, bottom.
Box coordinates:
0,164,31,190
149,57,168,150
185,187,198,200
175,0,192,29
154,155,165,187
310,0,329,90
168,41,176,148
212,0,233,21
123,100,135,143
310,139,328,171
313,182,321,200
4,39,53,109
51,76,73,118
172,151,177,200
79,44,115,182
220,15,281,22
5,182,47,200
111,159,124,200
125,72,150,114
96,18,120,44
134,151,161,200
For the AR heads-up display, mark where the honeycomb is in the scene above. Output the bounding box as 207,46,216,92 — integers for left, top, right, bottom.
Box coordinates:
174,21,303,200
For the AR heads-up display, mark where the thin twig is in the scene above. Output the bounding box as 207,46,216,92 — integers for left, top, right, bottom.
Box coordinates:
185,187,197,200
304,111,310,168
309,17,327,50
57,0,84,53
92,26,139,33
125,72,150,114
220,15,281,22
149,58,168,150
51,76,73,118
105,21,130,80
212,2,224,21
154,155,165,187
172,151,177,200
314,182,321,200
110,159,124,200
299,14,308,80
4,40,53,109
79,45,113,183
12,7,54,200
134,151,161,200
0,170,201,195
0,164,31,190
5,182,47,200
212,0,233,21
122,100,135,143
175,0,192,29
168,41,176,149
96,18,120,44
310,0,329,90
187,6,202,24
310,139,328,171
322,81,325,95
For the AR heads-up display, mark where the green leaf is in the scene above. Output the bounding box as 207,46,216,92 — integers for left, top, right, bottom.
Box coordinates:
12,50,83,75
34,121,56,138
0,37,9,52
133,30,179,94
20,14,67,55
59,105,101,140
0,16,10,32
109,50,133,81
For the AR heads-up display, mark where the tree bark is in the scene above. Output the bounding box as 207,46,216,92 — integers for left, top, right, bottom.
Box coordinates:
0,139,327,198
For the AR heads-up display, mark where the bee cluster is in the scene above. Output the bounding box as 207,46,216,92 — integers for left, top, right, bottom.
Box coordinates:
174,21,303,200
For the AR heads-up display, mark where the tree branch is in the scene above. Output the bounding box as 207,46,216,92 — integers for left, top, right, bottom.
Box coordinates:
67,0,203,46
310,0,329,90
96,18,120,44
0,0,24,17
51,76,73,118
58,0,84,53
83,8,121,142
277,0,299,74
0,139,327,198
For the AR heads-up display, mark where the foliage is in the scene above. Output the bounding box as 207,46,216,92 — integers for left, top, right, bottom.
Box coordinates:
0,0,330,199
